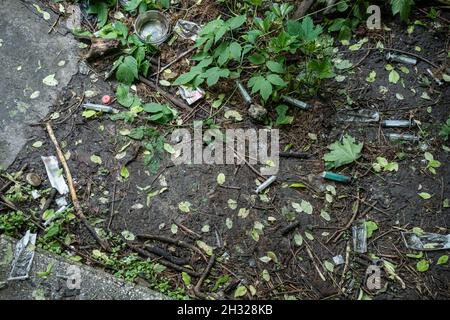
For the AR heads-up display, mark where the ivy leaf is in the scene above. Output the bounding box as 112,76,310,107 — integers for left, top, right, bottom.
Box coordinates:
182,272,191,286
389,70,400,84
365,220,378,238
323,135,363,169
178,201,191,213
196,240,213,256
120,166,129,179
234,285,247,298
217,173,225,185
90,155,102,165
437,255,448,265
416,259,429,272
418,192,432,200
121,230,135,241
324,260,334,273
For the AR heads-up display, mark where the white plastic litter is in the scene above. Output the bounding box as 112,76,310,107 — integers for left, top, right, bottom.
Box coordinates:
55,196,68,208
402,232,450,251
8,230,37,281
178,86,205,105
41,156,69,195
43,206,67,227
173,20,202,41
31,190,41,199
333,255,345,265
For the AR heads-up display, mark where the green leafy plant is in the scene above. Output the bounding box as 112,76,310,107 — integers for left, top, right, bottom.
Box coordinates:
440,117,450,141
0,211,27,235
426,7,441,20
89,18,157,85
174,6,334,101
87,0,116,28
365,220,378,238
416,259,429,272
143,102,176,124
322,0,414,41
88,0,170,28
391,0,415,22
324,1,368,41
372,157,399,172
275,105,293,126
173,14,247,87
323,135,363,169
424,152,441,174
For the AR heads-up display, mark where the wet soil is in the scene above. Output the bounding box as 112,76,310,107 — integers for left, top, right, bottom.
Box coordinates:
2,1,450,299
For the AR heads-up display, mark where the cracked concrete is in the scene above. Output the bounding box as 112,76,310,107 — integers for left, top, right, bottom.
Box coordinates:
0,0,79,170
0,235,169,300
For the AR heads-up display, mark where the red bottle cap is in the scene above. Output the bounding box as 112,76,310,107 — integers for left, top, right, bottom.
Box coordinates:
102,95,111,105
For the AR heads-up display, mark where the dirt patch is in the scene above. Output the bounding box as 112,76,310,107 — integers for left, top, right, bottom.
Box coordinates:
1,2,450,300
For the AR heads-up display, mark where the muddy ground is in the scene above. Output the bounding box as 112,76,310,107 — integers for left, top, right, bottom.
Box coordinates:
1,0,449,299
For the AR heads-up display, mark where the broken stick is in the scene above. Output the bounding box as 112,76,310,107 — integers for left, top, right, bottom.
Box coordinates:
45,122,111,252
139,76,191,111
194,254,217,299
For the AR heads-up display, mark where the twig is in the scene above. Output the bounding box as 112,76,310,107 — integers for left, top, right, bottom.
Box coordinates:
194,254,216,299
305,245,326,282
291,0,314,20
45,122,111,252
107,180,117,231
139,76,191,111
48,14,60,34
279,152,310,159
155,56,161,87
339,242,351,287
149,47,196,78
39,189,57,221
0,164,28,194
141,243,189,265
137,234,207,261
280,220,301,236
128,243,201,277
349,48,372,70
230,147,266,180
0,197,18,211
172,219,202,240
